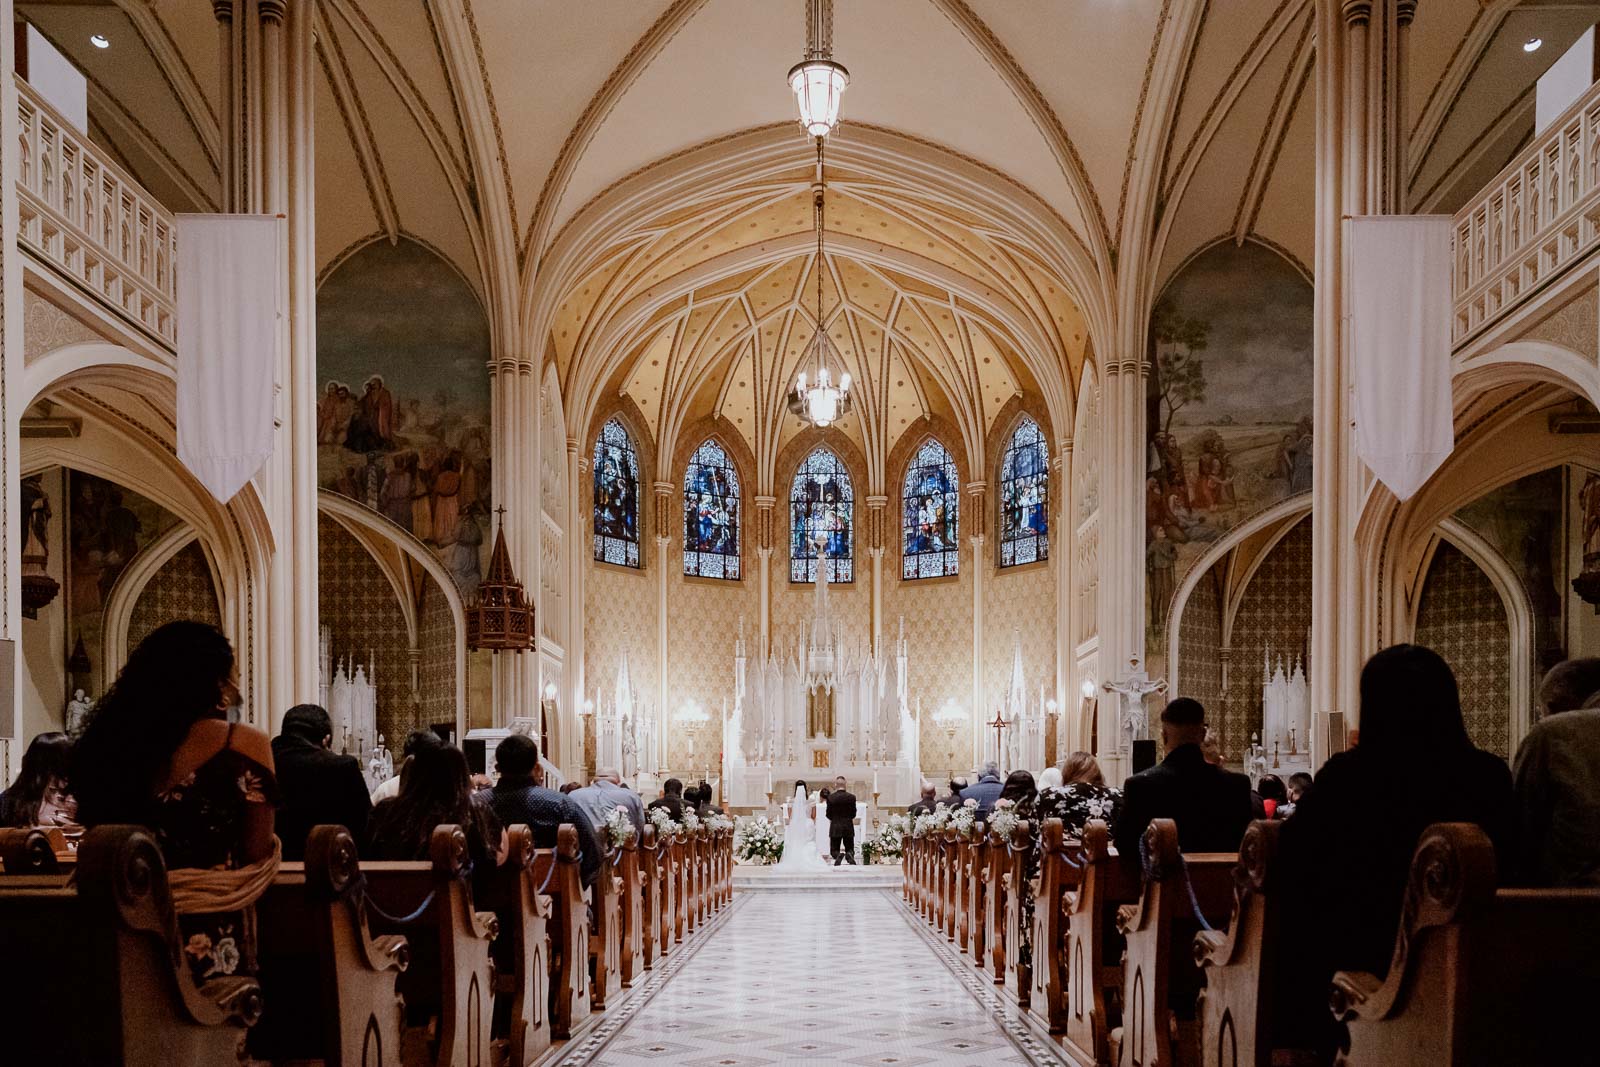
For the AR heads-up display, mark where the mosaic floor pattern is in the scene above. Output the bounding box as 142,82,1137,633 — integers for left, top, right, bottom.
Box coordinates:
565,889,1074,1067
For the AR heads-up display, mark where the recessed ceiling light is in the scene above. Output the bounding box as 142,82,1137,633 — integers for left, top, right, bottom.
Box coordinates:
89,33,110,49
1524,37,1543,53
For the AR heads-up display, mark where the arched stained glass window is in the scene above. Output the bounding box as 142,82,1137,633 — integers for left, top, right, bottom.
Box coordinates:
790,447,853,583
902,439,960,579
999,416,1049,567
683,439,740,579
593,417,640,568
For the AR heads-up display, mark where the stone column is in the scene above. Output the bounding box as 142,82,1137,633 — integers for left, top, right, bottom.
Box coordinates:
1054,442,1072,746
753,496,776,657
1310,0,1413,763
216,0,319,728
1095,350,1144,786
654,481,673,769
865,495,887,651
966,480,988,765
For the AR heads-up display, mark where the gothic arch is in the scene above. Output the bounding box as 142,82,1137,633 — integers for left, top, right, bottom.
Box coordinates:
102,525,222,678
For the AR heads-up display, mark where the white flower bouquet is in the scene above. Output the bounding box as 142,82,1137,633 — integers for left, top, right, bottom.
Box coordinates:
604,805,635,849
869,813,909,862
706,813,734,834
949,804,977,838
682,808,702,832
916,803,951,838
733,815,784,864
987,806,1020,840
649,806,681,839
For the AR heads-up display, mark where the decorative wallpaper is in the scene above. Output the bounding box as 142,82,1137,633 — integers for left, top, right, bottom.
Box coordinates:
983,554,1057,749
884,568,977,775
1415,542,1512,759
664,572,756,774
127,540,222,652
585,560,658,744
418,579,457,732
318,515,418,747
1176,565,1224,726
1222,519,1313,762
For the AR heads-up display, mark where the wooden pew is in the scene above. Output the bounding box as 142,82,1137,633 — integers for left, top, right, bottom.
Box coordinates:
984,823,1017,987
1113,819,1239,1067
589,841,623,1010
363,824,498,1067
531,825,590,1040
0,825,68,874
1332,822,1600,1067
476,825,552,1067
617,830,646,987
637,824,662,971
1060,819,1141,1067
657,827,677,959
0,824,262,1066
1027,819,1083,1034
952,832,971,950
672,832,689,944
1194,820,1290,1067
936,829,955,939
1000,819,1033,1005
252,824,408,1067
967,822,989,973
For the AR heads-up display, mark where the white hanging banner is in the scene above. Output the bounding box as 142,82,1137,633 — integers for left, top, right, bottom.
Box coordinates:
1347,215,1455,501
175,214,283,504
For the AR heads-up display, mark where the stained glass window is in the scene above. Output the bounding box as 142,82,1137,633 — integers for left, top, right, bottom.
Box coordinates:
593,417,640,568
999,416,1049,567
902,439,960,579
683,439,740,579
790,447,853,583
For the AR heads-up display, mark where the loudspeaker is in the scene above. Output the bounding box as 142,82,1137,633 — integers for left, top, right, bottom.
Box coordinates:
1132,739,1158,773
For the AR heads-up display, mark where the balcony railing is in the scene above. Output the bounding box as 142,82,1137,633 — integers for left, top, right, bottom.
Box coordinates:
1453,77,1600,347
16,75,176,346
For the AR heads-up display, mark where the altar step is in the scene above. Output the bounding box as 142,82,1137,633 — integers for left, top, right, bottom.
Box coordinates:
734,862,903,891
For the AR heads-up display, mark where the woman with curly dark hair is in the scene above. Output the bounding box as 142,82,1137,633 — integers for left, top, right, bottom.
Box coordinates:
367,740,505,889
72,620,278,981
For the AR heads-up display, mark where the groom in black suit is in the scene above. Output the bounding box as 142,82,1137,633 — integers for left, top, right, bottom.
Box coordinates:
825,775,858,865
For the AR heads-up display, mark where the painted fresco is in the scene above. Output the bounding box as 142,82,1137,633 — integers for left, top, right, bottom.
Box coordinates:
316,238,492,600
67,469,180,693
1455,466,1564,670
1145,241,1314,650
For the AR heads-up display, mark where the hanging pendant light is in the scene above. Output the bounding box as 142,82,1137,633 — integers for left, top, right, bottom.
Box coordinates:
788,138,852,429
788,0,848,137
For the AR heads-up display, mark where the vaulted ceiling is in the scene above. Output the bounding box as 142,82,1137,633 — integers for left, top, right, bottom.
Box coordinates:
22,0,1593,488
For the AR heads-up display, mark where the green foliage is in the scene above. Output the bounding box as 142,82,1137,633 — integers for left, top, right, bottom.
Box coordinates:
1151,299,1211,433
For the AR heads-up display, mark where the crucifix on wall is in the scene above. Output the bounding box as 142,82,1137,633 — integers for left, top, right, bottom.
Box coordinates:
1103,657,1167,754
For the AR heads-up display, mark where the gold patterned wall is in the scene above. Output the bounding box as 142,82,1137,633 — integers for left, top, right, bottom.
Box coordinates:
585,560,658,731
664,571,757,774
883,568,976,775
983,554,1059,760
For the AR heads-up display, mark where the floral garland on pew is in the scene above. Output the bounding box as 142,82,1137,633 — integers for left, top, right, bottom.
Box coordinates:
862,812,910,864
648,806,682,840
705,813,734,835
732,815,784,864
987,798,1020,840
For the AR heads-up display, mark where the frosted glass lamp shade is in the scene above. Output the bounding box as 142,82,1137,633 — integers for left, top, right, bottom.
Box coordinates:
789,58,849,137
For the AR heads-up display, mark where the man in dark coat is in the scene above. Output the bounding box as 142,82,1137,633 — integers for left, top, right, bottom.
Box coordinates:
960,762,1004,817
648,777,687,821
1113,696,1252,864
907,782,938,818
271,703,373,861
825,775,858,865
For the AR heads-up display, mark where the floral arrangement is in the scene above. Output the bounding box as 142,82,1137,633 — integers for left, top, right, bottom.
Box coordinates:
862,813,909,864
734,815,784,864
914,803,950,837
705,812,734,834
603,806,635,849
682,808,702,832
649,806,681,839
949,804,978,838
987,800,1020,840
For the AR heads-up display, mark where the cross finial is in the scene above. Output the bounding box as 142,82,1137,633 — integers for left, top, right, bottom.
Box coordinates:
495,505,507,528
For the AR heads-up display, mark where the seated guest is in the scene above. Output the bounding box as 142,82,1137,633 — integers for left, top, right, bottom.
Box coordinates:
1200,728,1224,766
72,621,278,981
474,734,600,887
696,780,723,816
1038,751,1122,838
1114,698,1251,863
907,781,938,817
370,741,505,894
270,703,372,859
1037,766,1064,792
0,731,76,827
1512,657,1600,887
961,761,1005,816
1282,771,1313,817
939,775,969,808
568,768,646,838
648,777,687,821
1274,645,1514,1059
1254,773,1288,819
371,729,444,802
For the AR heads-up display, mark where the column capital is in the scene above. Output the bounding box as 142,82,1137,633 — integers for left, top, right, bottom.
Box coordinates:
1342,0,1372,26
213,0,234,23
964,480,988,495
652,481,675,497
258,0,287,24
1396,0,1416,27
753,495,777,510
864,495,888,510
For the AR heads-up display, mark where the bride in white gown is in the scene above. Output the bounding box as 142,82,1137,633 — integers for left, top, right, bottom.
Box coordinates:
777,780,832,869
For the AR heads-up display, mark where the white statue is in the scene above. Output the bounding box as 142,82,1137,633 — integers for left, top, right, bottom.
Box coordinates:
66,689,94,737
368,734,393,791
1104,657,1168,753
622,714,639,778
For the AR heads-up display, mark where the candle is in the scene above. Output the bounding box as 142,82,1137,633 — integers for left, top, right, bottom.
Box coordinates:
872,770,879,794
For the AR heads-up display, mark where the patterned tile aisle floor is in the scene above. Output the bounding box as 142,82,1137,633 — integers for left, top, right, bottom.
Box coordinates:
569,889,1071,1067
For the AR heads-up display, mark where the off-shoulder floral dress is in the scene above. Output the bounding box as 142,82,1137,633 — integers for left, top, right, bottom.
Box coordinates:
152,746,278,982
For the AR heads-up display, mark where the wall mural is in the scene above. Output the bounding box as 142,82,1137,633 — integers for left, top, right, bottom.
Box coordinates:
1146,241,1314,652
316,238,492,600
67,469,179,693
